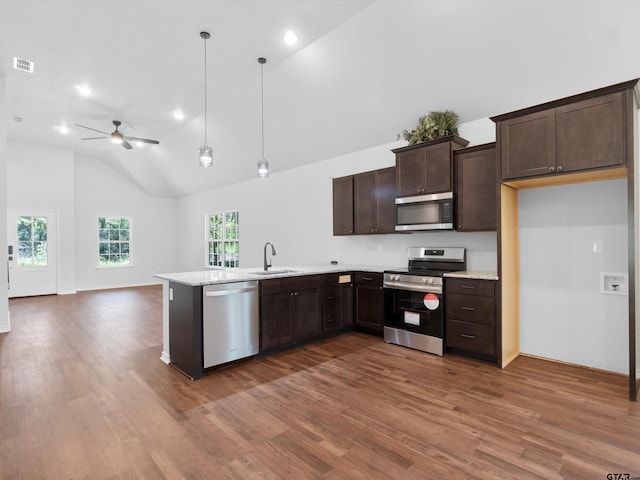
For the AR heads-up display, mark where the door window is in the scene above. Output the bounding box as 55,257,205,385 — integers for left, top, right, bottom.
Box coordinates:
17,216,48,267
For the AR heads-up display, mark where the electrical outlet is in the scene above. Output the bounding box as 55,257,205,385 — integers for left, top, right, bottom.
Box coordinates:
593,241,603,253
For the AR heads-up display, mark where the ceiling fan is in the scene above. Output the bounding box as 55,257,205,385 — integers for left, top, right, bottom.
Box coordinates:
75,120,159,150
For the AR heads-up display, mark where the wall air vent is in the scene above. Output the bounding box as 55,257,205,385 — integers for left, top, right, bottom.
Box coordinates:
13,57,34,73
12,116,24,123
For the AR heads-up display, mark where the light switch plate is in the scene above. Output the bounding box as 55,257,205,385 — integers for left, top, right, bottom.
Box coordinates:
593,240,603,253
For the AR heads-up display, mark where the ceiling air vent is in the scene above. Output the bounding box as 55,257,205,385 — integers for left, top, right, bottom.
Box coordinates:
12,116,24,123
13,57,34,73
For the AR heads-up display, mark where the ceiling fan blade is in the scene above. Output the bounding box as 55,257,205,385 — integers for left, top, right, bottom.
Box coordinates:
81,136,109,140
124,136,159,145
75,124,110,135
121,139,133,150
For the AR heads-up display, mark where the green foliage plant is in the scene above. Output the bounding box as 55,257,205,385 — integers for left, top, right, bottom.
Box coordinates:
402,110,460,145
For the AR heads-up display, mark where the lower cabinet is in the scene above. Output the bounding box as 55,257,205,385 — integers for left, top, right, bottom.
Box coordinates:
339,279,354,329
260,275,323,351
168,282,203,380
353,272,384,334
445,277,496,362
323,273,354,334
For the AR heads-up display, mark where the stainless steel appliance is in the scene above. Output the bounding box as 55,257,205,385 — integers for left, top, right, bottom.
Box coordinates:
202,280,259,368
395,192,454,231
383,247,466,355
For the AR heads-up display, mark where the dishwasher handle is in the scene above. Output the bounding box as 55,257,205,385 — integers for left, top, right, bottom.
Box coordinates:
205,286,257,297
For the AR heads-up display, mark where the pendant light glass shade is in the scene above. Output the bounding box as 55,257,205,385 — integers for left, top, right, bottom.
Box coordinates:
257,158,269,177
199,31,212,167
199,145,213,167
257,57,269,177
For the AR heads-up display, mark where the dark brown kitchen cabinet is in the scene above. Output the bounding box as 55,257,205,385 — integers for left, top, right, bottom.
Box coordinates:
354,167,396,234
168,282,203,379
445,277,496,362
393,136,469,197
332,176,354,235
455,143,497,231
495,88,628,181
339,280,354,329
353,272,384,334
323,273,354,333
260,275,323,351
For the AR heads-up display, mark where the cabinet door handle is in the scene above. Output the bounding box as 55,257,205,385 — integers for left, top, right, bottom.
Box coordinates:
362,277,373,281
460,306,476,311
460,285,476,290
548,166,556,173
327,296,336,300
461,334,476,339
556,165,563,172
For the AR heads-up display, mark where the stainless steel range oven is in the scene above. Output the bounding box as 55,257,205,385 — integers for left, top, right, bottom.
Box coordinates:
383,247,466,356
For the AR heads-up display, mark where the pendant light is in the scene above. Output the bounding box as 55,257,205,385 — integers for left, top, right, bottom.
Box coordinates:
198,31,213,167
257,57,269,177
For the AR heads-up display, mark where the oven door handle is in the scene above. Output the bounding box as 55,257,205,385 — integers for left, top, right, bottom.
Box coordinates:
383,281,442,294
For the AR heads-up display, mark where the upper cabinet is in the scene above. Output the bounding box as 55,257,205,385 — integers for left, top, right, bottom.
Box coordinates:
333,176,354,235
393,136,469,197
455,143,497,231
354,167,396,234
333,166,396,236
493,82,635,182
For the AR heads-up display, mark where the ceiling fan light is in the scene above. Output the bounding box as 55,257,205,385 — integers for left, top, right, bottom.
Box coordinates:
111,133,123,144
199,145,213,167
257,159,269,177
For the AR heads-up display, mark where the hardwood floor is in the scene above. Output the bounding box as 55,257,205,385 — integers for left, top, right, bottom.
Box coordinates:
2,285,640,479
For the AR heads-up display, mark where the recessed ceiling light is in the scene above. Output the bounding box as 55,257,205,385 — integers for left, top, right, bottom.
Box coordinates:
172,109,185,120
283,30,298,46
57,125,69,134
134,140,145,148
75,84,92,97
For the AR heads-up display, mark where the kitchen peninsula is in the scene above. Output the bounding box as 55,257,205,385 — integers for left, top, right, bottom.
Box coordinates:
156,264,497,379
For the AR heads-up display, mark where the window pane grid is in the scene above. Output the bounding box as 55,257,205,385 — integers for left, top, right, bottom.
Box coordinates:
17,216,48,267
207,211,239,268
98,216,131,267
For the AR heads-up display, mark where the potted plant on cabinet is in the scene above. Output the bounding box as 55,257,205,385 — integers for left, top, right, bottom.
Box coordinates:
402,110,460,145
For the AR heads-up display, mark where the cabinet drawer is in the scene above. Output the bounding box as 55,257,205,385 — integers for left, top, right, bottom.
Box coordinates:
353,272,383,285
446,278,495,297
324,273,339,286
446,292,494,325
261,275,322,295
446,320,494,356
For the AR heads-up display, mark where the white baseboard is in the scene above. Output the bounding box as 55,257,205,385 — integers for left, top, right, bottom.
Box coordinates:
0,311,11,333
76,280,163,292
160,351,171,364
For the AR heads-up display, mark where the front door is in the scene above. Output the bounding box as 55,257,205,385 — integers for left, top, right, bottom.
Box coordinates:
7,210,57,298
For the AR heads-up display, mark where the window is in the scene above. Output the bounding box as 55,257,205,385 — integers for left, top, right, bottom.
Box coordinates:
98,216,131,267
207,211,239,267
17,216,48,266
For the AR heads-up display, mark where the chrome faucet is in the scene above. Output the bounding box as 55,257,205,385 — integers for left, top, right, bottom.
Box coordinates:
263,242,276,271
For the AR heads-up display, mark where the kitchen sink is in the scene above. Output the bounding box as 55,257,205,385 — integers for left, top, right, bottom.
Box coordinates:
250,269,298,276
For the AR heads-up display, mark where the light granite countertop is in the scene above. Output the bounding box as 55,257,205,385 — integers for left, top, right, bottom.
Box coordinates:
444,270,499,281
154,264,399,286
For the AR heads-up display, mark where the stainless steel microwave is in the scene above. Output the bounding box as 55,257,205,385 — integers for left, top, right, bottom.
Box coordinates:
395,192,454,231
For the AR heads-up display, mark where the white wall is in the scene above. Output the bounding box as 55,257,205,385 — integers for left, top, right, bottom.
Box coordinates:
0,74,9,332
7,141,76,294
176,119,498,273
6,143,179,293
74,154,179,290
519,179,629,374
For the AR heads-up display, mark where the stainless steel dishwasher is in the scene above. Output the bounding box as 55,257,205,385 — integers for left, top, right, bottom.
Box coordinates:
202,280,259,368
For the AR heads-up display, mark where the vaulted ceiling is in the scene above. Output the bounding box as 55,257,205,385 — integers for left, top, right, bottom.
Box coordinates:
2,1,640,198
